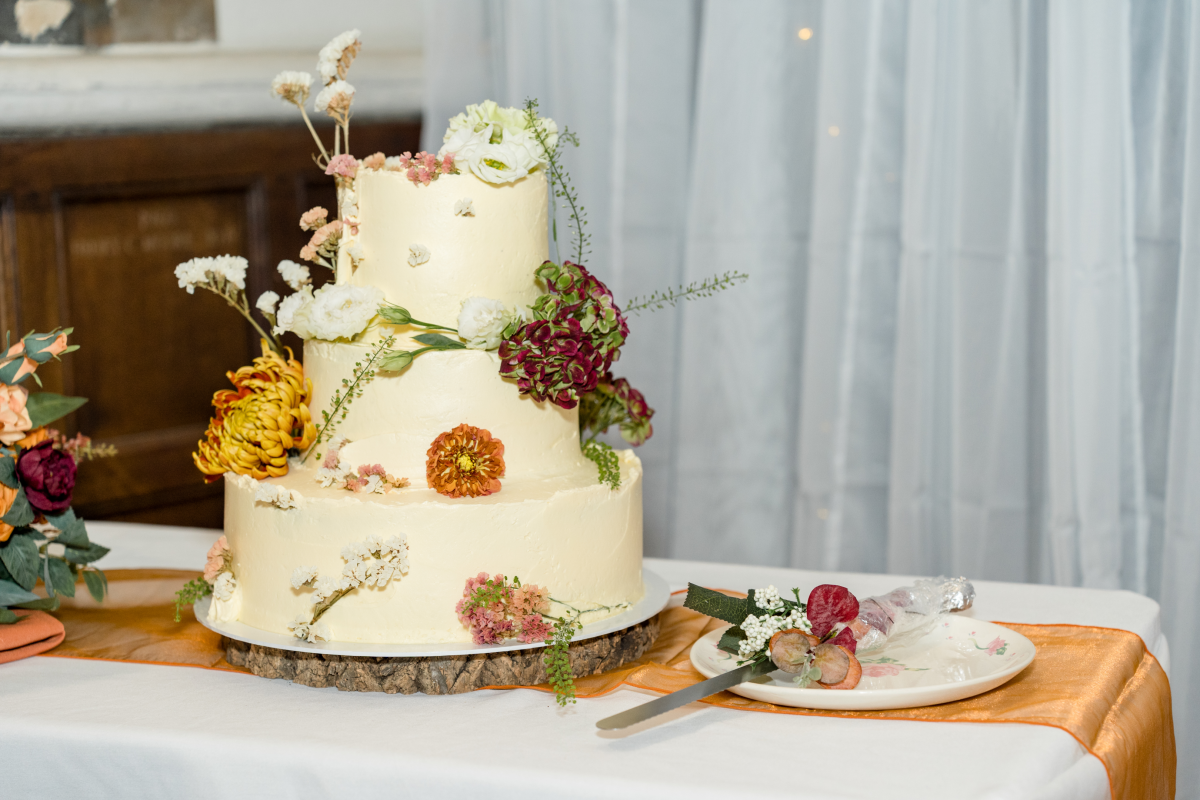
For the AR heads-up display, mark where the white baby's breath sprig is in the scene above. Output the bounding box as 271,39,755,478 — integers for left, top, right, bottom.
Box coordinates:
173,255,284,355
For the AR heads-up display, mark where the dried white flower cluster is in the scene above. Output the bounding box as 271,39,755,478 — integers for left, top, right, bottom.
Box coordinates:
174,255,248,294
271,71,312,107
254,481,300,510
454,198,475,217
737,585,810,660
317,29,362,84
289,532,411,642
314,80,356,120
408,243,430,266
315,437,409,494
278,259,311,291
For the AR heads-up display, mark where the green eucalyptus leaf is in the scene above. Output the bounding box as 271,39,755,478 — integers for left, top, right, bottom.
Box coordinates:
0,608,17,624
0,533,40,590
0,456,16,489
25,393,88,428
1,490,34,528
412,333,465,350
83,569,107,603
45,557,75,598
0,578,39,605
63,542,109,565
683,583,752,626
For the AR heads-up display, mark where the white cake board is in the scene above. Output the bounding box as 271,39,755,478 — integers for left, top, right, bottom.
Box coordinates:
194,568,670,658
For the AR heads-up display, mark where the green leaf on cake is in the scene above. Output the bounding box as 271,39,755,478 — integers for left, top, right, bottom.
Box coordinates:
25,393,88,428
412,333,465,350
1,490,34,528
0,533,41,590
45,557,75,598
683,583,752,626
83,569,108,603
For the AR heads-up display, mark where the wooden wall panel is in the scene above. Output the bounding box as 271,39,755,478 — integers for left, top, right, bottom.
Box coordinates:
0,121,421,528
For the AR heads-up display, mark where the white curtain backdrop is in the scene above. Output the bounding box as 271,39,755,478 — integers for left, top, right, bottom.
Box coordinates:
422,0,1199,787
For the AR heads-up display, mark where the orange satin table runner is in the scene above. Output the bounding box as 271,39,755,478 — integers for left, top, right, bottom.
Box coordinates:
39,570,1174,800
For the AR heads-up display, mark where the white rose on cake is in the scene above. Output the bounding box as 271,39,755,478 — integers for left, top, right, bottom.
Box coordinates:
458,297,518,350
304,284,383,341
273,286,315,339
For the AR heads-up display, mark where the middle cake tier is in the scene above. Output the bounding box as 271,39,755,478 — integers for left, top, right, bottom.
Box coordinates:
305,340,590,481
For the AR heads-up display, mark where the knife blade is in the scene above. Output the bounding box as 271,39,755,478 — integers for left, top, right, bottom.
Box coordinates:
595,659,777,730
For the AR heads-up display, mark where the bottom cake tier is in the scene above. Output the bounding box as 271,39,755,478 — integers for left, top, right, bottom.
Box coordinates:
222,451,644,644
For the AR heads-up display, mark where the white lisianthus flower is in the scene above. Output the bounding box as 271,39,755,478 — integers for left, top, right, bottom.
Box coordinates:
438,122,493,159
291,566,318,589
458,297,517,351
273,286,315,338
277,259,311,291
256,291,280,316
271,71,312,106
503,128,551,168
305,283,384,341
457,139,539,185
407,243,430,266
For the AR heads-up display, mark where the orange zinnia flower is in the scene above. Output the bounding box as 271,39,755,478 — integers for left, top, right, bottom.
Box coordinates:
426,424,505,498
194,341,317,483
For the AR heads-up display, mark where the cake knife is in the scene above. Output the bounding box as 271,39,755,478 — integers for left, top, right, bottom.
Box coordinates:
595,659,777,730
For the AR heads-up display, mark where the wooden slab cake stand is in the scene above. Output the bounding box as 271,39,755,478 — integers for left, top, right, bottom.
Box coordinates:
223,615,659,694
197,570,670,694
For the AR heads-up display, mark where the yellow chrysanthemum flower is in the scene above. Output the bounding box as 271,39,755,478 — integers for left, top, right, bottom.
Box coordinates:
194,341,316,482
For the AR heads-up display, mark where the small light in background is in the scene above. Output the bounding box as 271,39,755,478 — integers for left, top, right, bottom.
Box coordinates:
828,125,840,137
799,27,814,40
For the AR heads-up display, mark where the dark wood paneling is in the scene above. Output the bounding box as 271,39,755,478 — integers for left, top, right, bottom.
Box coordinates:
0,121,421,528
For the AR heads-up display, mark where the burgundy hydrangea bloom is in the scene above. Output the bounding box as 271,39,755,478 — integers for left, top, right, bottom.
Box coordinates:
16,439,76,513
577,371,655,445
499,261,630,409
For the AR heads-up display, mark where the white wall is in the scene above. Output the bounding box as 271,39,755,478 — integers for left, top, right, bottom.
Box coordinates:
0,0,424,131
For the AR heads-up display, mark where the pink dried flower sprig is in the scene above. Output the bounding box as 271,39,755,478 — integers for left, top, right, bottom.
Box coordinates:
382,150,458,186
498,261,630,410
299,206,328,232
344,463,410,493
325,154,358,179
203,535,232,585
300,219,343,265
456,573,551,645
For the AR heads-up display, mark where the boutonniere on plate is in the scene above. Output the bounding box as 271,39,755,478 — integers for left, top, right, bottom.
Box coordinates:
684,577,976,688
0,329,116,623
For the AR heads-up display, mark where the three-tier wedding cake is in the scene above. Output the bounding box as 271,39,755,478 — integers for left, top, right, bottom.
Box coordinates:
176,33,651,648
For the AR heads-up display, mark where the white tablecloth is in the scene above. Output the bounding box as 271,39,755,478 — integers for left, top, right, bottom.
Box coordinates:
0,522,1170,800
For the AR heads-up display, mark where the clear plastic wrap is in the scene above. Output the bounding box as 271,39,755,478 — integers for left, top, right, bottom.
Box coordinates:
850,576,975,653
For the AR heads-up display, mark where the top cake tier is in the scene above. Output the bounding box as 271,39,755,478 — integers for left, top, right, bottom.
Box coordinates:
339,169,549,324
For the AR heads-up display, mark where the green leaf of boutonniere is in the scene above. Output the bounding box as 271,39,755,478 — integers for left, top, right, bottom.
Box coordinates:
0,577,40,606
63,541,110,566
413,333,466,350
0,456,16,489
13,595,59,611
0,533,40,590
25,393,88,428
1,490,34,528
683,583,752,626
0,607,17,624
718,625,748,655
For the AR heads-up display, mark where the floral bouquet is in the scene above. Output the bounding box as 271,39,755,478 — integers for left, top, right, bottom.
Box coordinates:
0,329,114,623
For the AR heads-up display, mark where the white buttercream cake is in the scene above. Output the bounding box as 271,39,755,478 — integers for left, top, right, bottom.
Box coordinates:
222,168,646,644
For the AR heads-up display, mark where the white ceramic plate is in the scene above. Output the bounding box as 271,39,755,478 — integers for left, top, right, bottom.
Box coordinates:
194,568,670,658
690,616,1035,711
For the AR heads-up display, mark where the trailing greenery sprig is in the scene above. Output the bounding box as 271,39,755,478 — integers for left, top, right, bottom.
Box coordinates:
524,98,588,264
543,614,581,706
173,576,213,623
302,334,395,463
624,271,751,316
582,439,621,490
